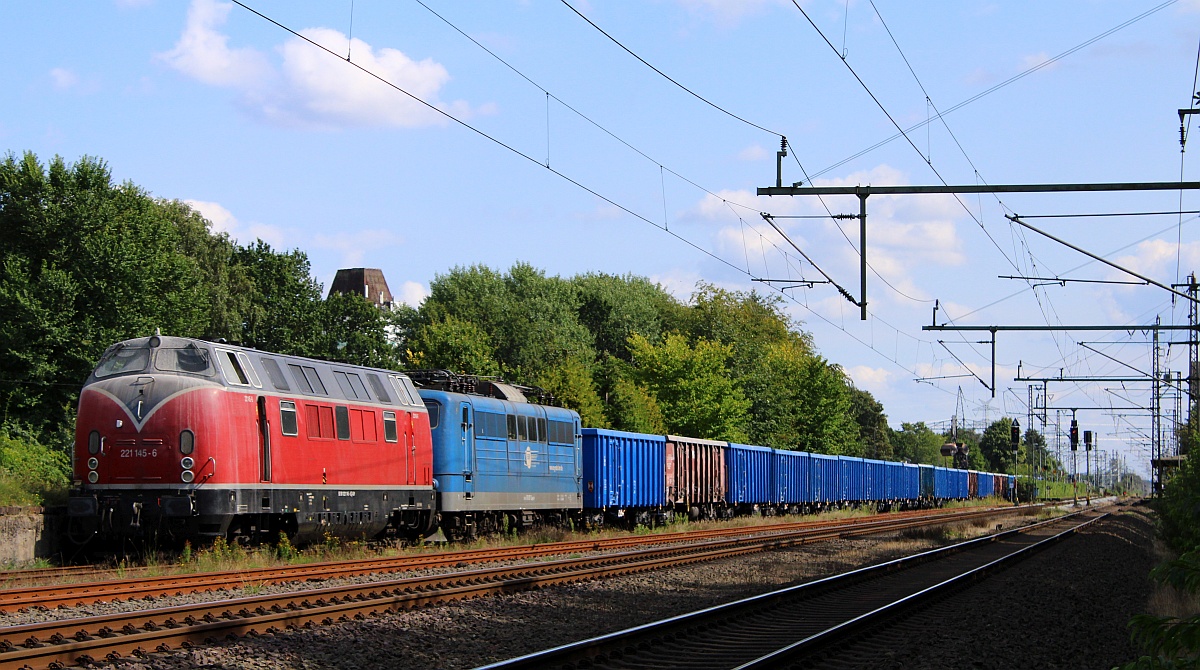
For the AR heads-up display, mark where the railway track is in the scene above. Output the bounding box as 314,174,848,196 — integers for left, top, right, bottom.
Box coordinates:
476,508,1107,670
0,505,1032,612
0,565,151,589
0,504,1030,669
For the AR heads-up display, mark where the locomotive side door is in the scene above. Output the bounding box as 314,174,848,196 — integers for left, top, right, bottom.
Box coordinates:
460,402,475,500
257,396,272,482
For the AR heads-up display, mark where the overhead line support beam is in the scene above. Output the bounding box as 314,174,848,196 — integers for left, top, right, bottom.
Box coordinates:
757,181,1200,320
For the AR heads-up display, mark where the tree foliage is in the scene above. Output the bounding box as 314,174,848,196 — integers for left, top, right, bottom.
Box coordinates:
0,152,913,479
0,151,397,450
627,333,750,442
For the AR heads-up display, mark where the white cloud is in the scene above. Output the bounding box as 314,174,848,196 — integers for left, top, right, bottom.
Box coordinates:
157,0,272,89
1020,51,1057,72
846,365,892,395
275,28,455,128
675,0,788,26
649,269,703,301
159,0,481,129
49,68,79,90
312,229,404,267
185,199,284,248
396,280,428,308
738,144,769,161
1113,239,1200,284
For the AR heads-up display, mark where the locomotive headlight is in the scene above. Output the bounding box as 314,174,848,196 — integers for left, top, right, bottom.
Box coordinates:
87,470,99,484
180,456,195,470
181,470,195,483
88,430,101,455
87,457,99,470
179,429,195,455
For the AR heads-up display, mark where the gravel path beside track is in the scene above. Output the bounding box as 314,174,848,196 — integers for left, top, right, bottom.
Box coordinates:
56,504,1153,669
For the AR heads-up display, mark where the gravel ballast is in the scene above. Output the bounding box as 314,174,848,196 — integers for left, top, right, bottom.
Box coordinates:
50,504,1155,669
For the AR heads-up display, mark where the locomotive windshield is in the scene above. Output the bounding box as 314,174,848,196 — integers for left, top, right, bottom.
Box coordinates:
154,343,216,376
424,400,441,429
93,344,150,379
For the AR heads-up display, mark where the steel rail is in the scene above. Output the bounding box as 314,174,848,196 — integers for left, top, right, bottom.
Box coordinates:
0,505,1032,610
475,509,1104,670
0,506,1026,669
737,511,1110,669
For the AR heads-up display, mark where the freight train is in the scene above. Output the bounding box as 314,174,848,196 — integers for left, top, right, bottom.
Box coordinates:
66,336,1016,546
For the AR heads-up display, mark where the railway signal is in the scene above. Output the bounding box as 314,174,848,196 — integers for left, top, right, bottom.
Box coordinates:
1069,419,1079,450
1010,419,1020,452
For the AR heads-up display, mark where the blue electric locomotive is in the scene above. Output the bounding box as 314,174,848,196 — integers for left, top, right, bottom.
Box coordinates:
409,371,582,540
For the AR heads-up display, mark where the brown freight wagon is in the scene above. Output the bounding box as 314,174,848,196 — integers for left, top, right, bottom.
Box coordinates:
665,435,728,520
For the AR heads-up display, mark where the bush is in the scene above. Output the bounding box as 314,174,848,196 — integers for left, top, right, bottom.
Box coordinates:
0,425,70,506
1123,550,1200,669
1157,457,1200,554
1121,458,1200,668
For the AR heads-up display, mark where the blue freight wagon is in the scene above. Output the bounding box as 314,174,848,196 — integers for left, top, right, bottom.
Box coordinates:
810,453,839,507
727,443,774,510
919,464,936,500
933,466,953,500
977,471,996,498
863,458,888,504
773,448,810,510
949,468,970,499
837,456,866,503
580,428,666,525
899,463,921,505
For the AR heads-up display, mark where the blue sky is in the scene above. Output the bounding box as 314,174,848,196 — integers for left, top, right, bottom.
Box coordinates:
5,0,1199,478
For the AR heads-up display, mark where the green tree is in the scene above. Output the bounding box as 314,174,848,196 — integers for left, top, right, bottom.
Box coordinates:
890,422,946,464
315,291,400,369
0,152,212,440
979,418,1021,473
231,240,323,356
627,332,750,441
849,385,893,459
604,376,667,434
536,356,608,428
406,314,501,376
419,263,595,380
572,272,680,360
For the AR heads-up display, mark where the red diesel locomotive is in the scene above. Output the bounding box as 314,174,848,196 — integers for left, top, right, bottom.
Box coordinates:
66,334,437,545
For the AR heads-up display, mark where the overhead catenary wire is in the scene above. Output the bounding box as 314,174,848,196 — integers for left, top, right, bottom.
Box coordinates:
559,0,782,138
409,0,952,373
806,0,1179,182
229,0,946,390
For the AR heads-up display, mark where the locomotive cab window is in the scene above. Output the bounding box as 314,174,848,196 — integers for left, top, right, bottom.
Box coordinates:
155,344,214,376
507,414,517,440
94,344,150,379
279,400,298,436
383,411,398,442
389,375,414,405
423,401,441,429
